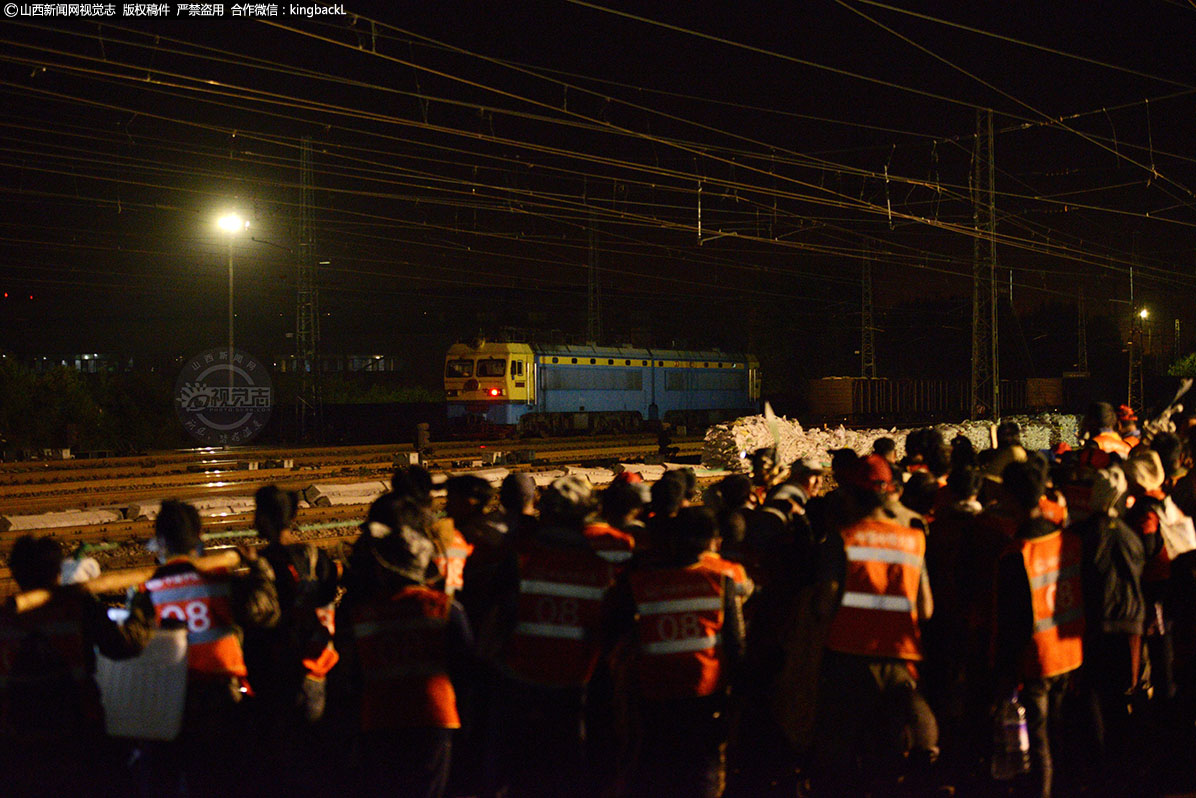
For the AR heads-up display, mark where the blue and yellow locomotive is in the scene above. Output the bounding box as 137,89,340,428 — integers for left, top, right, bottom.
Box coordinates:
444,340,760,435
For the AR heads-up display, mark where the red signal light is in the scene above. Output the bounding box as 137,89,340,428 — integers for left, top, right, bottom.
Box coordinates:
489,388,501,396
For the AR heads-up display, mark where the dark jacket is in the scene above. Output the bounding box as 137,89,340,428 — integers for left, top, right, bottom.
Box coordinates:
244,542,339,706
1076,514,1146,635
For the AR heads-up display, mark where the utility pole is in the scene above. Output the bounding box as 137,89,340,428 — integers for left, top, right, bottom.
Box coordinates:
1129,317,1144,411
970,109,999,420
861,247,876,378
1128,252,1143,411
296,137,322,441
586,191,601,344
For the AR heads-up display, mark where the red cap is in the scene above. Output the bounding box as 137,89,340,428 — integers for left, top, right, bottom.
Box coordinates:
844,454,893,493
1117,404,1138,423
612,471,644,485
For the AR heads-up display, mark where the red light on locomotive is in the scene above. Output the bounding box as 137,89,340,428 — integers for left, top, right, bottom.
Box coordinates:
489,388,501,396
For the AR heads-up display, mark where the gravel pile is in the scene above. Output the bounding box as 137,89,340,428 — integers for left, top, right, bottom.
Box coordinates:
702,413,1082,472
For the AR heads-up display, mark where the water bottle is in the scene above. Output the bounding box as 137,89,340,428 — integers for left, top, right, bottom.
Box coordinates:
991,691,1031,780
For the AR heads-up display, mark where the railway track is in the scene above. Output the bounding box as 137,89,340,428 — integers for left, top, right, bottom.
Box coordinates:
0,434,711,597
0,436,702,515
0,505,368,597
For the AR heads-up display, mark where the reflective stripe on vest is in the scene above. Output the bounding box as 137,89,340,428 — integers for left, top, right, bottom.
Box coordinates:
629,563,726,699
1019,532,1084,678
504,547,614,687
584,524,635,566
146,569,247,677
352,586,458,730
433,527,474,597
826,518,925,661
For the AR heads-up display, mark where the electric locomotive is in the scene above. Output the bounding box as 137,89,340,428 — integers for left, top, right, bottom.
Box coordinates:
445,340,760,435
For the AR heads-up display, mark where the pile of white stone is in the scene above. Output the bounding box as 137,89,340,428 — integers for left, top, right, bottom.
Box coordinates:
702,413,1082,473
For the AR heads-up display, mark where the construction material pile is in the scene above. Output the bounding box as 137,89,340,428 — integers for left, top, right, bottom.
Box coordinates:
702,413,1082,473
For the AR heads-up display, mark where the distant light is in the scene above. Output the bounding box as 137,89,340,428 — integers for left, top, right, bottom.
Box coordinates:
217,213,248,233
28,294,33,300
1139,308,1150,320
489,388,501,396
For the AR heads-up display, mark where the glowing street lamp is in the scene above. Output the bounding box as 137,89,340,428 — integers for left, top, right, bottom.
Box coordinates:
1139,308,1150,320
217,213,249,393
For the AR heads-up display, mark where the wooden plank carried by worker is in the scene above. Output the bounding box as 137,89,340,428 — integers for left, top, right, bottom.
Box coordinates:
8,549,242,614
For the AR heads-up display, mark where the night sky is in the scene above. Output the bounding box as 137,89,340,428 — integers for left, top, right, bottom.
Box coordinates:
1,2,1194,394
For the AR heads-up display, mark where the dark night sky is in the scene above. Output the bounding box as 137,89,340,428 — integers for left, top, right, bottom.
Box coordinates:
1,1,1195,391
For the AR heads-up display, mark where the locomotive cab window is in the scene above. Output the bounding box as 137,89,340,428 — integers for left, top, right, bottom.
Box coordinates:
445,359,473,378
477,358,507,377
512,360,524,376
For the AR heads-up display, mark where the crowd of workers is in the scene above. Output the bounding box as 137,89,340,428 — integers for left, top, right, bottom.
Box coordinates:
3,399,1196,797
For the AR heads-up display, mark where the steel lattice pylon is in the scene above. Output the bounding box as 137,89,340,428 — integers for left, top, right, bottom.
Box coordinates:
861,249,876,378
296,138,322,440
970,109,999,420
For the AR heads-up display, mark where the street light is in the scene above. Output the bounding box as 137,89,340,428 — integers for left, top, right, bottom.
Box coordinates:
1139,308,1150,320
217,213,249,394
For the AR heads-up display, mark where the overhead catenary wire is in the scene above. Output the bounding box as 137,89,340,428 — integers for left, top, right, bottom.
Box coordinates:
1,11,1193,327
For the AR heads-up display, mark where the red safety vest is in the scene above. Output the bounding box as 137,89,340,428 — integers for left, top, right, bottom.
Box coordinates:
583,522,636,566
1018,531,1084,678
145,563,247,678
0,594,98,734
351,585,459,731
629,560,731,699
504,544,615,687
825,518,926,661
431,521,474,597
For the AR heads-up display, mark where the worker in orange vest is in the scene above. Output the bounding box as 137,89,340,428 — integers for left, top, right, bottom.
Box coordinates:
490,475,616,798
0,536,151,798
1084,402,1133,459
813,454,939,796
584,480,648,567
341,493,473,798
1117,405,1142,449
994,458,1084,798
611,506,748,798
242,486,340,795
130,499,280,798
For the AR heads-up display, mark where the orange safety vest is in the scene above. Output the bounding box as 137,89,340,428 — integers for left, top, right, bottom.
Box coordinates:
145,564,247,678
1039,493,1068,527
0,596,98,733
629,561,730,699
351,585,459,730
431,520,474,597
698,551,752,594
1018,531,1084,678
825,518,925,661
583,522,636,566
504,545,615,687
1093,431,1132,459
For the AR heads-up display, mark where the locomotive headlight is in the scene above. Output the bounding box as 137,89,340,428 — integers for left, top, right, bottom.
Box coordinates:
489,388,502,397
